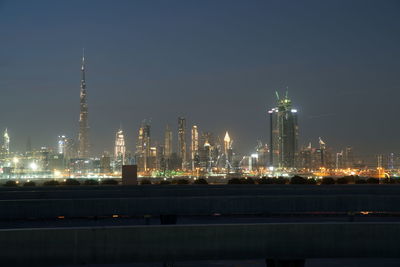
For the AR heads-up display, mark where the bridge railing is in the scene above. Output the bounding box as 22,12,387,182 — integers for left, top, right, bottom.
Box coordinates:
2,194,400,220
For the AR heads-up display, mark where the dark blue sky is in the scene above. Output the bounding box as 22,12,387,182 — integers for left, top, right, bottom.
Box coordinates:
0,0,399,159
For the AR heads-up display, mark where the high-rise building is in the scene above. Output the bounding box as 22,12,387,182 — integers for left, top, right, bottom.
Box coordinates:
336,151,344,169
388,153,395,169
256,142,269,169
114,128,126,165
344,147,354,168
3,128,10,154
156,144,165,171
203,139,212,173
299,142,313,169
78,51,90,158
317,137,326,167
199,132,214,172
299,139,336,169
136,121,151,171
58,135,68,155
178,117,187,170
268,92,299,168
164,124,172,158
100,151,112,173
224,131,233,170
56,135,73,168
148,146,158,170
163,124,173,170
191,125,199,171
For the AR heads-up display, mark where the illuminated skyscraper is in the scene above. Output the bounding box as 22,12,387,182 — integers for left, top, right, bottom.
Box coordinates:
57,135,74,161
148,146,158,170
164,124,172,158
136,121,151,171
388,153,395,169
100,151,112,173
256,142,269,169
344,146,354,168
163,124,173,170
299,142,313,169
318,137,326,167
199,132,214,172
58,135,68,155
178,117,187,170
336,151,343,169
78,50,90,158
203,138,212,173
224,131,233,170
3,128,10,154
268,91,298,168
191,125,199,170
114,128,126,165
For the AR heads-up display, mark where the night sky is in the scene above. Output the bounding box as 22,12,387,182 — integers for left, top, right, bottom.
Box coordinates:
0,0,399,161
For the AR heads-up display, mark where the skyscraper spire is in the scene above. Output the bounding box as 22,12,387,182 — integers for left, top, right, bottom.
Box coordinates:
81,48,85,82
78,50,90,158
224,131,231,144
224,131,233,170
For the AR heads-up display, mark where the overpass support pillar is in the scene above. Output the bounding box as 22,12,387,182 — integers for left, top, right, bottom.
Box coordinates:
266,259,305,267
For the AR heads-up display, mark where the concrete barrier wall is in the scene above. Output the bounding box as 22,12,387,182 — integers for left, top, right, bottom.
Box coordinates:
1,184,400,200
1,195,400,219
1,223,400,266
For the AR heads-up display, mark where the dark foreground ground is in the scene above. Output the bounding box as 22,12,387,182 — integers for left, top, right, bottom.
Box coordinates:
61,259,400,267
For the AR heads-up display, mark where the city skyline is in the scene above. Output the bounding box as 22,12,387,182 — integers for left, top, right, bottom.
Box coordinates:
0,0,400,159
2,3,400,267
0,50,395,166
0,53,391,167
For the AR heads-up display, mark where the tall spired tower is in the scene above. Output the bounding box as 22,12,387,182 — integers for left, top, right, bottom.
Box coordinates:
224,131,233,169
78,51,90,158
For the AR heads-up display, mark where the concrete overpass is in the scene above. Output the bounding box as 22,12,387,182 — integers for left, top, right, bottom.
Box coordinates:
2,223,400,266
1,185,400,219
1,185,400,266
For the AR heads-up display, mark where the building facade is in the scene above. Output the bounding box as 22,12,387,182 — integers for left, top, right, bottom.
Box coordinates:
3,128,9,155
268,92,299,169
136,122,151,172
224,131,233,170
191,125,199,171
163,124,173,170
114,128,126,166
178,117,187,170
77,52,90,158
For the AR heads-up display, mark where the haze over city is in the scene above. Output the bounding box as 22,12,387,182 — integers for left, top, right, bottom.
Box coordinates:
1,0,400,161
3,2,400,267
